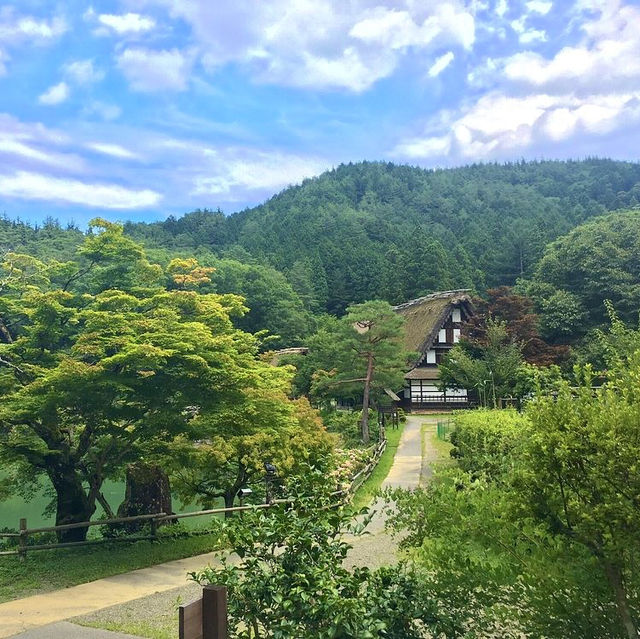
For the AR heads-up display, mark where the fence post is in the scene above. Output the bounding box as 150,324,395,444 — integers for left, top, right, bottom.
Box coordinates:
18,518,27,561
150,516,158,541
202,585,228,639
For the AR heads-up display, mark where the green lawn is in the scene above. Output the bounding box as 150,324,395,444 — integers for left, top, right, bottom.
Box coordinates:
0,527,224,603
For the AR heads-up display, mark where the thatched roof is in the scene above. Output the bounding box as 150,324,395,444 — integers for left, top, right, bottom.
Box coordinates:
405,367,440,380
394,290,473,366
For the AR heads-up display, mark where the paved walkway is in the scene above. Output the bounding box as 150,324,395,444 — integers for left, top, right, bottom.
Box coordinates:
0,552,225,638
2,416,438,638
344,415,435,566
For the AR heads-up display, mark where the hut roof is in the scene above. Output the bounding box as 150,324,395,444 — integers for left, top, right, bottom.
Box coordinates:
269,347,309,365
394,290,473,366
404,367,441,380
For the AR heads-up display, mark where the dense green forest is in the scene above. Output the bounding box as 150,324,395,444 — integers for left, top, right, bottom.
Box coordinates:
2,159,639,347
125,159,640,313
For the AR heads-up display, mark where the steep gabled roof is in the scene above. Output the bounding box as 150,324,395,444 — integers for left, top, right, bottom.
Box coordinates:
393,290,473,366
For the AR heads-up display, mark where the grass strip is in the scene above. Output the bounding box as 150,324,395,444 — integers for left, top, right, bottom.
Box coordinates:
0,530,223,603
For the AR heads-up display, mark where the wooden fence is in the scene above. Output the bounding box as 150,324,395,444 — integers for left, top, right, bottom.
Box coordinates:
0,437,387,559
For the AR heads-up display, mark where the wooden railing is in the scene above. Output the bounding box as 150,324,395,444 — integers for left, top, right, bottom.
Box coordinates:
0,437,388,559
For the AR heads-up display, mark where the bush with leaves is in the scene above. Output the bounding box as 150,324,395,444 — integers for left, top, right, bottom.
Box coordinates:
192,469,476,639
388,339,640,637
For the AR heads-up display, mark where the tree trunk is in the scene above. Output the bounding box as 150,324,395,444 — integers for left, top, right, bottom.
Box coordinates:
0,317,13,344
224,490,235,518
50,469,95,543
604,560,638,639
116,463,174,532
360,352,374,444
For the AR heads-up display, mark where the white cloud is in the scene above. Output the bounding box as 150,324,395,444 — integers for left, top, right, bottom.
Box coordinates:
0,8,66,75
428,52,455,77
392,91,640,160
0,9,67,42
350,5,475,51
38,82,69,106
191,149,329,197
0,139,84,170
88,143,139,160
526,1,553,14
117,48,192,92
0,172,161,209
64,59,104,85
502,3,640,92
147,0,476,92
519,29,547,44
495,0,509,17
394,134,451,158
97,13,155,34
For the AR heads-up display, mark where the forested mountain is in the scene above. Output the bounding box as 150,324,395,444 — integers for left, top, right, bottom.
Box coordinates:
1,159,639,343
126,159,640,314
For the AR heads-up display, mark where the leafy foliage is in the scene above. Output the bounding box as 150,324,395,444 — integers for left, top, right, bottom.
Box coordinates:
523,210,640,340
389,350,640,637
193,471,484,639
439,320,525,406
0,222,323,541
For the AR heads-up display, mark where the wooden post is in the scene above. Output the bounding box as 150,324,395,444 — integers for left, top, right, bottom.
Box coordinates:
150,516,158,541
203,585,228,639
179,585,228,639
18,518,27,561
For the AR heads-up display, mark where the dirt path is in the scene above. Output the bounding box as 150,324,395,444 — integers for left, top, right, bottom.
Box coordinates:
3,415,444,638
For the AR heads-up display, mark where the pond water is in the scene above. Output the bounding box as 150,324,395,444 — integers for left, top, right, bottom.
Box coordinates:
0,474,216,531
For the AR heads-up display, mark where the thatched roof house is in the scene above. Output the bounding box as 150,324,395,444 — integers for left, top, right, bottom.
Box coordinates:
394,290,474,409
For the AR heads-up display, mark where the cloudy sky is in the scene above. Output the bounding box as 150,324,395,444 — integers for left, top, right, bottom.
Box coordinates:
1,0,639,225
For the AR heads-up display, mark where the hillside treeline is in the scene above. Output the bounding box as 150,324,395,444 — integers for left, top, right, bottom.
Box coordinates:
1,159,640,352
126,159,640,313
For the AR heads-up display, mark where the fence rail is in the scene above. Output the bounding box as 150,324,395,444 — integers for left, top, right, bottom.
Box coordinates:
436,419,455,441
0,436,388,559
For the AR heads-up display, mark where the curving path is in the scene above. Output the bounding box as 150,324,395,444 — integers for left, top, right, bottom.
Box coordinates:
3,415,442,638
344,415,437,568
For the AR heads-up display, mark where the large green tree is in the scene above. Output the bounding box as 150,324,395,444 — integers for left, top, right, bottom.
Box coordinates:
311,300,411,444
524,210,640,340
0,222,306,541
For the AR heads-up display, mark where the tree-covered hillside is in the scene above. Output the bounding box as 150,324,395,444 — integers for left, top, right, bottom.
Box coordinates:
126,159,640,313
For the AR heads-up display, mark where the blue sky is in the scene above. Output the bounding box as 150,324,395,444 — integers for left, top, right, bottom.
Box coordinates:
1,0,639,225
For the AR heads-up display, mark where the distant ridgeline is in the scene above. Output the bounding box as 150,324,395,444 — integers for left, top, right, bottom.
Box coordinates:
124,159,640,314
1,159,640,333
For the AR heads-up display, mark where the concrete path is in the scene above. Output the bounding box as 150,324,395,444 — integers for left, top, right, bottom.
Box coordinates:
382,415,425,490
344,415,435,566
0,551,224,638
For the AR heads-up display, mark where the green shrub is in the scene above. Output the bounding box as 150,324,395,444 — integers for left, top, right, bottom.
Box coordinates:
449,409,529,480
321,409,379,447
